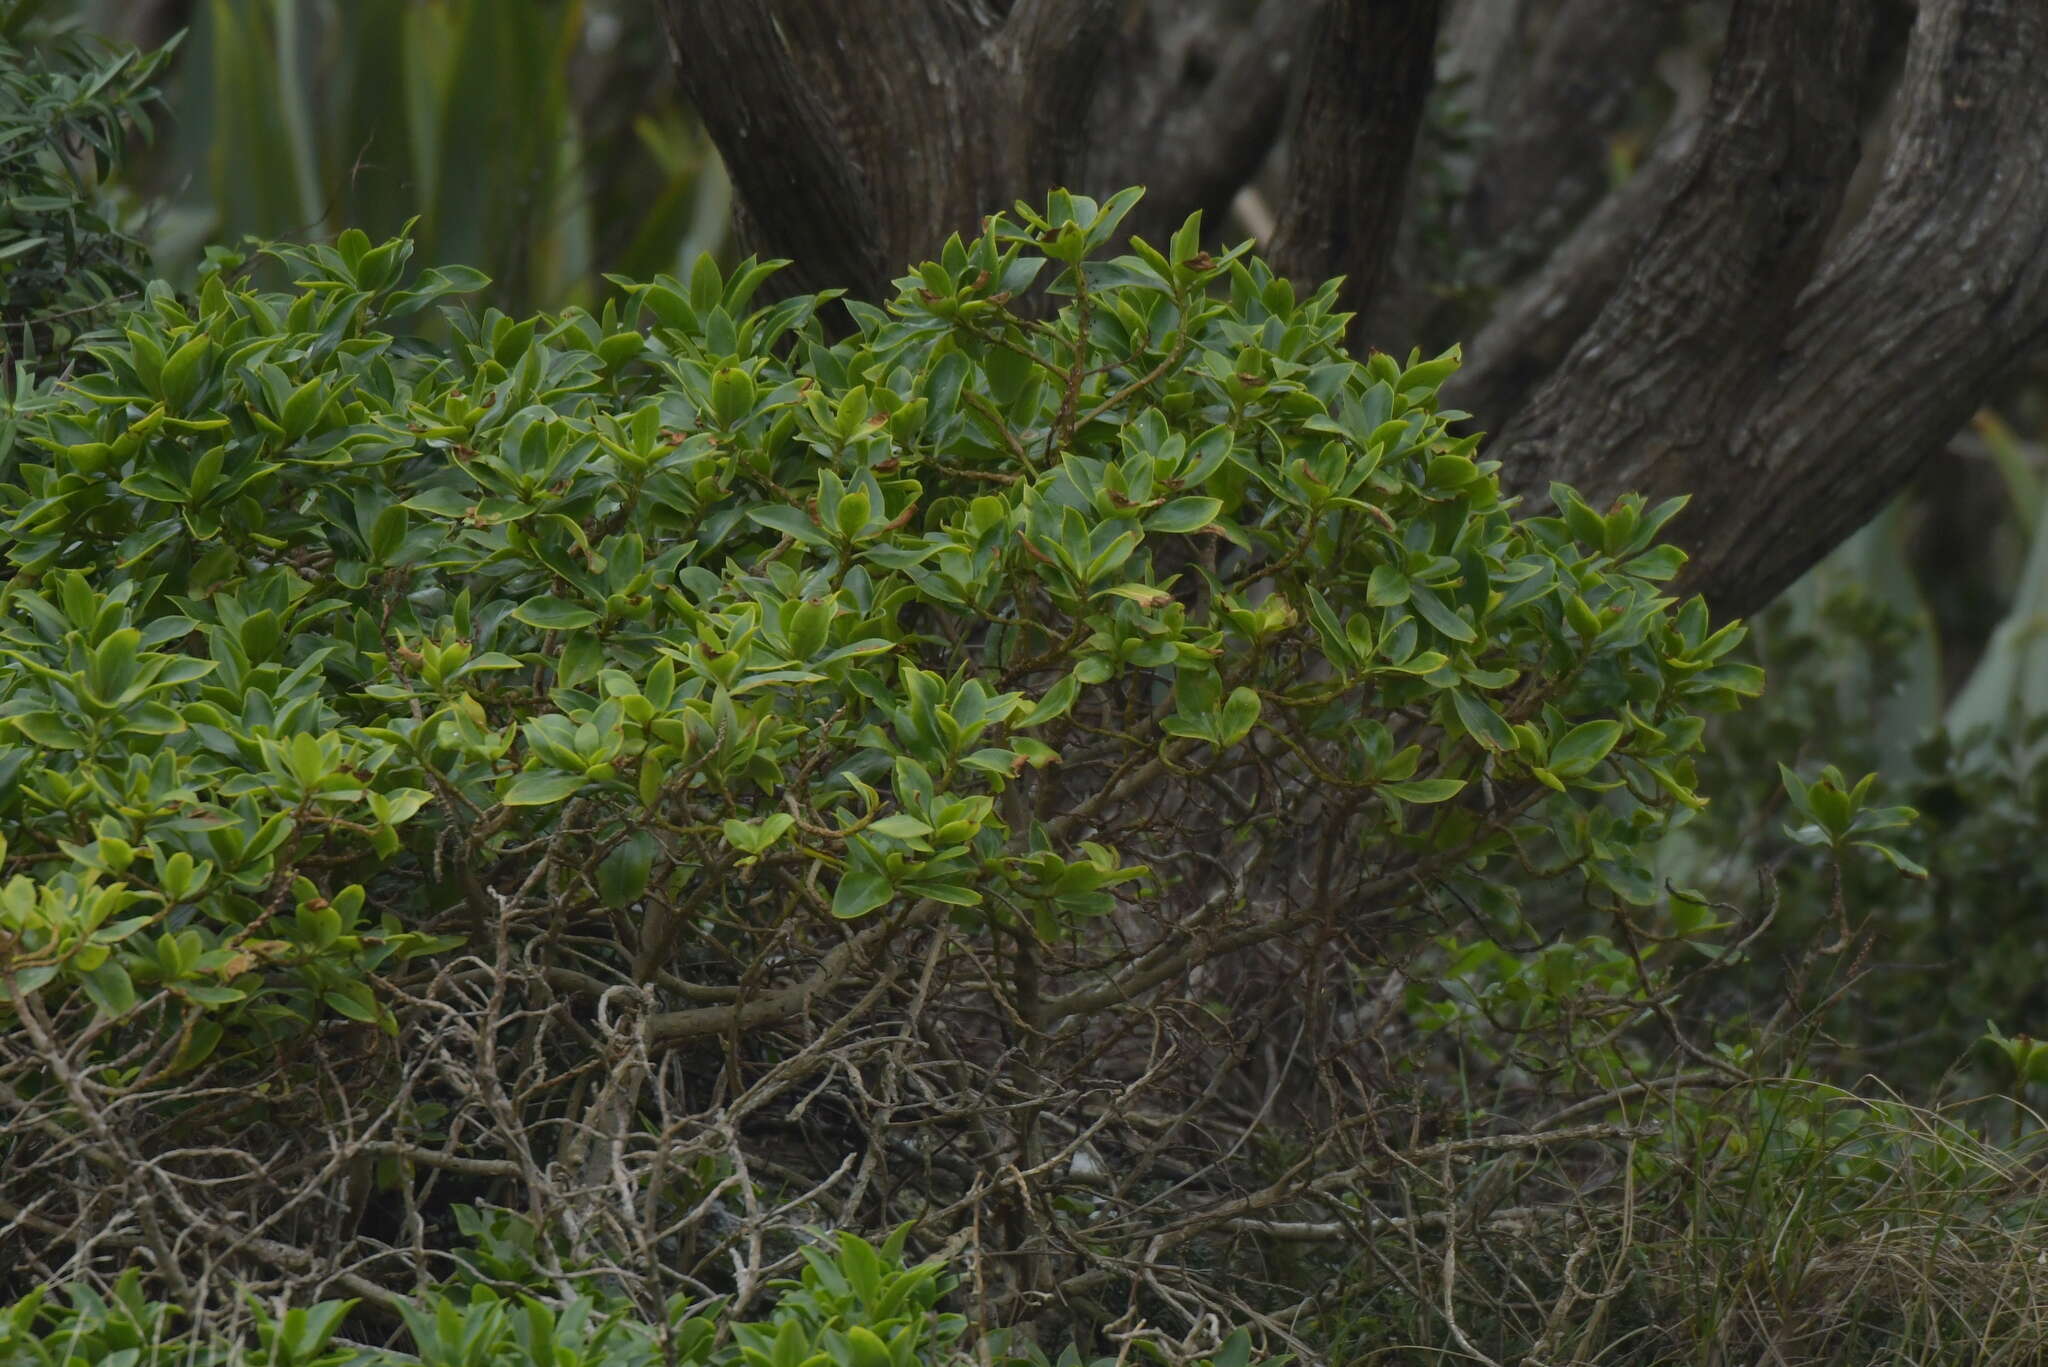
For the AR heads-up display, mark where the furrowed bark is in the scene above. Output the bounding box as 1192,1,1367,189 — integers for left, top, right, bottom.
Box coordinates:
1006,0,1125,196
1437,0,1528,116
659,3,1060,302
658,5,896,299
1484,0,2048,617
1266,0,1443,329
662,0,1147,306
1489,0,1879,612
1686,0,2048,612
666,0,1328,296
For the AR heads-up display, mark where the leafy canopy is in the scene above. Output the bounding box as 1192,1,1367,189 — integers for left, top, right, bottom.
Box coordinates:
0,188,1764,1361
0,188,1756,1057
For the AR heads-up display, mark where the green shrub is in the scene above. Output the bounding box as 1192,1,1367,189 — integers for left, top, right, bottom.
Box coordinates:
0,1225,1265,1366
0,188,1760,1358
1675,567,2048,1091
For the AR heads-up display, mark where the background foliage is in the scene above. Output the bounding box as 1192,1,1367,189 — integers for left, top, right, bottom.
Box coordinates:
0,25,170,377
32,0,728,312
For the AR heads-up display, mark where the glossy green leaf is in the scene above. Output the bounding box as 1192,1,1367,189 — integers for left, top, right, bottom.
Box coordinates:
1548,720,1624,777
598,830,657,906
510,597,601,631
832,870,893,920
1378,778,1466,803
502,771,588,807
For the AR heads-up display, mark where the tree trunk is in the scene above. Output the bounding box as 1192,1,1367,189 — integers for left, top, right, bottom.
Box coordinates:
1265,0,1442,329
1488,0,1878,589
1081,1,1323,250
657,0,1354,303
659,0,2048,617
1493,0,2048,614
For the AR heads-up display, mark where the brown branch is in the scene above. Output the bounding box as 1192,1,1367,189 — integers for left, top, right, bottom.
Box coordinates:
642,901,940,1047
1124,1120,1657,1262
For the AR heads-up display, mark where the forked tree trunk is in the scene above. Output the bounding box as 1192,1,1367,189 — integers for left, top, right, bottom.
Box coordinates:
659,0,2048,617
656,0,1364,301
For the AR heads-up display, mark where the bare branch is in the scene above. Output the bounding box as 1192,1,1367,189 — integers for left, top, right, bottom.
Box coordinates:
643,903,940,1047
